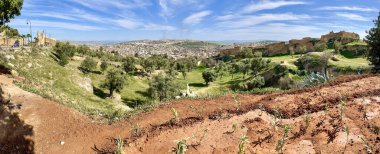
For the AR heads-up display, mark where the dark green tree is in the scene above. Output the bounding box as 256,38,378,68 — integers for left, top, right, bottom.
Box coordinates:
80,57,97,74
54,42,76,66
0,0,23,26
365,12,380,73
100,61,108,72
122,56,137,75
101,69,125,97
147,73,179,101
202,70,216,86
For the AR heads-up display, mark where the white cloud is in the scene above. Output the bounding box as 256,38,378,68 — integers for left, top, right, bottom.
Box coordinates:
218,13,311,28
183,11,212,25
336,13,369,21
11,19,105,31
142,23,177,31
159,0,204,19
318,6,376,12
113,18,176,31
241,0,308,14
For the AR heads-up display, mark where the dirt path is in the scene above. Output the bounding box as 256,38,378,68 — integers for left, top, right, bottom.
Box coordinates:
1,75,380,153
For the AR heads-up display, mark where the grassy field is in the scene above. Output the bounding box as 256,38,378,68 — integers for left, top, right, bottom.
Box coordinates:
10,48,123,119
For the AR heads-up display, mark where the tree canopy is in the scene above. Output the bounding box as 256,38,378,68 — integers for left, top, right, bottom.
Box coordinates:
0,0,23,26
365,12,380,72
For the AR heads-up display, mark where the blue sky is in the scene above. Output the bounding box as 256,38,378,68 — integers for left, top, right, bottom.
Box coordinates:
9,0,380,41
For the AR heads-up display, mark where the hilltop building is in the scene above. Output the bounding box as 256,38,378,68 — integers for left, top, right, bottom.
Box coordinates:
37,31,56,46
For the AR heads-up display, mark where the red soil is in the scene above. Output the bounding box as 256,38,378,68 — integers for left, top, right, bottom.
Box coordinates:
1,75,380,154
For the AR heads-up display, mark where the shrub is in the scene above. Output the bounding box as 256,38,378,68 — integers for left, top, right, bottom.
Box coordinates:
302,72,329,87
147,73,179,101
279,75,294,90
100,61,108,72
202,70,216,86
80,57,97,74
54,42,76,66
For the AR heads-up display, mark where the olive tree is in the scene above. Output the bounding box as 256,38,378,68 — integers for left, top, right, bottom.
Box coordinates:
202,70,216,86
80,57,97,74
147,73,179,101
101,69,125,97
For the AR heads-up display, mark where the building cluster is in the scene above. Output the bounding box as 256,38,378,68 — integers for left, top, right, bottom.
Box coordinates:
219,31,364,57
0,31,56,47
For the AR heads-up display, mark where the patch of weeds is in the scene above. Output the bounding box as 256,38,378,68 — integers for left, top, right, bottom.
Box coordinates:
172,138,188,154
360,137,373,154
238,135,249,154
276,125,291,153
115,137,124,154
170,107,180,124
131,124,142,138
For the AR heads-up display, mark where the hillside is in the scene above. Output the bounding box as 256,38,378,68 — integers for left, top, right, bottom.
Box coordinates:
1,74,380,153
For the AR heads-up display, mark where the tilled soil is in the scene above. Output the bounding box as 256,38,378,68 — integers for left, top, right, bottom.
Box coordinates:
1,75,380,154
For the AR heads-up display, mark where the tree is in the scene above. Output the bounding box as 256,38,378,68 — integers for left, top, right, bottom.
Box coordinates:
229,62,241,79
240,59,251,79
54,42,76,66
80,57,97,74
147,73,179,101
214,62,227,80
141,58,155,74
365,12,380,73
122,56,137,75
0,0,23,26
175,61,187,79
100,61,108,72
202,70,216,86
101,69,125,97
76,45,91,56
238,47,254,59
250,57,269,77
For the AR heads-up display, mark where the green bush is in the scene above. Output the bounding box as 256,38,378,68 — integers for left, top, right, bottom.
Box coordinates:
202,70,216,86
101,69,125,97
54,42,76,66
147,73,179,101
80,57,97,74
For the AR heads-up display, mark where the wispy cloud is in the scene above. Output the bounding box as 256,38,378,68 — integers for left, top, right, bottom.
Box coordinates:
183,11,212,25
11,19,105,31
318,6,376,12
113,18,176,31
218,13,311,28
159,0,205,19
336,13,369,21
241,0,308,14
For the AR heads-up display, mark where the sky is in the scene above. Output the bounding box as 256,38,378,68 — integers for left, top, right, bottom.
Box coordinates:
8,0,380,41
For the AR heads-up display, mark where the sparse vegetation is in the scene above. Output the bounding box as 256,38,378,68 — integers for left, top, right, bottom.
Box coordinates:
115,137,124,154
276,125,291,153
238,135,249,154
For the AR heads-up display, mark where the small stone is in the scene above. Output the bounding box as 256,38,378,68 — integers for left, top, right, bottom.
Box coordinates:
60,141,65,145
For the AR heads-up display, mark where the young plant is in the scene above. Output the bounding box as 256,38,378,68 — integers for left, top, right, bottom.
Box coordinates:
232,123,238,133
233,94,241,111
276,125,291,153
343,126,350,150
115,137,124,154
324,102,330,119
238,135,249,154
339,100,346,121
170,107,179,124
360,137,373,154
272,108,282,131
303,111,311,131
174,138,188,154
131,124,142,138
198,129,208,145
257,104,265,116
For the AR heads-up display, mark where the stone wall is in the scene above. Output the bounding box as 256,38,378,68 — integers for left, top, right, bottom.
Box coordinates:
217,31,363,57
321,31,360,44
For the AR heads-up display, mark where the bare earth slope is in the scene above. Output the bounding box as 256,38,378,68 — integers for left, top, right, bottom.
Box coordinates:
1,75,380,153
